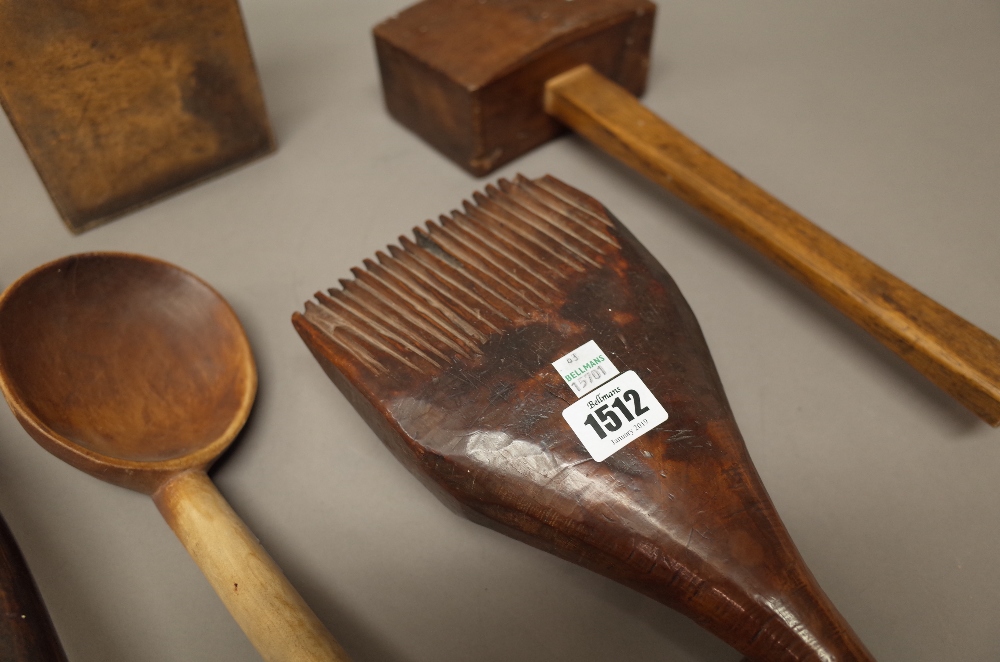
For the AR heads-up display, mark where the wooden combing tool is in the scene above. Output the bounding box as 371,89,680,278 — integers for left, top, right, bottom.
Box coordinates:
294,175,876,660
373,0,1000,426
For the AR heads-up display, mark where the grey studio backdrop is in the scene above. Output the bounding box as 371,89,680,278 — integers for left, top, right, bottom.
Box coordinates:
1,1,998,660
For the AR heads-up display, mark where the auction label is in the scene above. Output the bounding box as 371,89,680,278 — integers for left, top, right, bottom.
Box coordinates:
552,340,620,397
561,370,668,462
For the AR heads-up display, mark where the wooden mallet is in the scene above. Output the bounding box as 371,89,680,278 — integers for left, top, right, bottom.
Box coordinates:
373,0,1000,427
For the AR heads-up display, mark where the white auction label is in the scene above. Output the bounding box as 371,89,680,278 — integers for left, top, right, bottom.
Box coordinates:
561,370,669,462
552,340,620,397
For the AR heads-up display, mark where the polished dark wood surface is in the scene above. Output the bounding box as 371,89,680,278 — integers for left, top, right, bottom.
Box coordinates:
0,253,347,661
0,0,274,233
295,175,875,660
0,512,67,662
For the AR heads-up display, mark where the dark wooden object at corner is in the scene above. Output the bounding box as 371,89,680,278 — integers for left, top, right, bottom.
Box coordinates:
0,513,67,662
373,0,1000,427
0,0,274,233
294,175,875,660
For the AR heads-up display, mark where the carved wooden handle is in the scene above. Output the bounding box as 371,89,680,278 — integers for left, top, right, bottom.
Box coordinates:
153,470,351,661
0,512,67,662
545,64,1000,426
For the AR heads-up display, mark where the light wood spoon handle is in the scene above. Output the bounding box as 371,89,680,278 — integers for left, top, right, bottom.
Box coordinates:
545,64,1000,427
154,470,350,662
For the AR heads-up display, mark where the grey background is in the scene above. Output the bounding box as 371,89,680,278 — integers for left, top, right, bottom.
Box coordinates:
1,1,998,660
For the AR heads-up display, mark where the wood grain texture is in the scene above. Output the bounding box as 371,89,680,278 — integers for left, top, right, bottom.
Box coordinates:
374,0,654,175
544,65,1000,427
0,0,275,233
0,253,348,661
294,175,875,661
0,512,67,662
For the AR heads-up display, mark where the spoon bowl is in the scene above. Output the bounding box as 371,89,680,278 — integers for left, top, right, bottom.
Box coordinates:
0,252,253,491
0,252,348,661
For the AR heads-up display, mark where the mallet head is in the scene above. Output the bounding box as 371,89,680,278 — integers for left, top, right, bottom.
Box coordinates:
374,0,656,175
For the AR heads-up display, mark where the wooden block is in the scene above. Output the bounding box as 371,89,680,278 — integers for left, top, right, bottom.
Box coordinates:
0,0,275,233
374,0,655,175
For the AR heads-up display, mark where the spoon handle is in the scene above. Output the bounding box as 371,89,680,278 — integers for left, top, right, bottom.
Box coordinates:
153,470,350,662
0,512,68,662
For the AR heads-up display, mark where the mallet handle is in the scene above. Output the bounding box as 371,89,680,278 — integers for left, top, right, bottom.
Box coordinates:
545,64,1000,427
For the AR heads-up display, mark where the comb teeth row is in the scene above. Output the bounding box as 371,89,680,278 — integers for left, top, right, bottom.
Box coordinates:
304,175,619,374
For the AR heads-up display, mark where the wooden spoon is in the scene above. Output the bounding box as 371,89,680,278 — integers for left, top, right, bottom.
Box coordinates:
0,252,348,661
